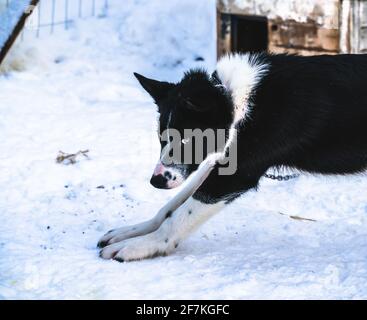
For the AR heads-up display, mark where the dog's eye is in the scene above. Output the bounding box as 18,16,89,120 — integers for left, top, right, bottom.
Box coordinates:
181,138,190,145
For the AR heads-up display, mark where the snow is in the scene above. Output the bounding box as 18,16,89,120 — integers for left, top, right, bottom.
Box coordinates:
0,0,367,300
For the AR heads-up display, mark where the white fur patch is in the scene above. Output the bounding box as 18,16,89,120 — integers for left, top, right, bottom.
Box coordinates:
216,53,269,123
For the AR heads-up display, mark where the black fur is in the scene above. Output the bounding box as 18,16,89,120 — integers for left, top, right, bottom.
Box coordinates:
135,53,367,204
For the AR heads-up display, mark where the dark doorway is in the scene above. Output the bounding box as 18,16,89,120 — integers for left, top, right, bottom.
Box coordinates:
231,15,268,53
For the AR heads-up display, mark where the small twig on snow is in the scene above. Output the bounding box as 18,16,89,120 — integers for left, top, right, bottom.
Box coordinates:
56,150,90,165
278,212,317,222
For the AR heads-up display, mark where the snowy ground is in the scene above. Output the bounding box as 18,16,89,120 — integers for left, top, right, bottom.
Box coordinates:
0,0,367,300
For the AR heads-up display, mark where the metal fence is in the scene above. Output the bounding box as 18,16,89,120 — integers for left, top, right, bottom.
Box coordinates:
3,0,109,38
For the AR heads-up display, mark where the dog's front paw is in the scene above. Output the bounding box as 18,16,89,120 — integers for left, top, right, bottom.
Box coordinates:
97,225,141,248
99,233,177,262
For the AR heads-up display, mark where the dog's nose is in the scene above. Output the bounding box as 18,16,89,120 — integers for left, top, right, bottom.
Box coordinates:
150,174,169,189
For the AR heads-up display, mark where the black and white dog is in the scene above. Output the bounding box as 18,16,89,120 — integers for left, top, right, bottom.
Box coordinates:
98,52,367,262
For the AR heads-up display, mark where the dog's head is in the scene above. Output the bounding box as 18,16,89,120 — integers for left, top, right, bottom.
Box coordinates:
134,70,233,189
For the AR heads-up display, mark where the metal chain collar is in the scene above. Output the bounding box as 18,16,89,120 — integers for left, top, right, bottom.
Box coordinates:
264,173,300,181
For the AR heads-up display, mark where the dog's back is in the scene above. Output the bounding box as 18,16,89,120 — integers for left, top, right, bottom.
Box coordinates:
239,53,367,175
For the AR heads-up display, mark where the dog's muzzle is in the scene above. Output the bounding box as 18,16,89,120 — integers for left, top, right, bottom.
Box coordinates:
150,163,184,189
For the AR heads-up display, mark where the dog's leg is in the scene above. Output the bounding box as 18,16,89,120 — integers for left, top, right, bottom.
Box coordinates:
99,169,263,261
99,196,225,261
97,157,216,248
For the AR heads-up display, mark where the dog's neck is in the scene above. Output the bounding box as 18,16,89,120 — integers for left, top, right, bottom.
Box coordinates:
215,53,269,124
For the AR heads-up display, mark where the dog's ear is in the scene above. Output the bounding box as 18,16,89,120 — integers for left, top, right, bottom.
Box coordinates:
134,73,174,102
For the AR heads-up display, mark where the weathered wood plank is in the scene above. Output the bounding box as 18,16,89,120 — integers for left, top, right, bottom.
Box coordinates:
360,27,367,53
268,19,339,53
218,0,339,28
360,0,367,25
217,12,232,58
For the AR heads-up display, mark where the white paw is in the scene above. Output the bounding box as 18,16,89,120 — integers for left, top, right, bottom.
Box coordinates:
99,232,178,262
97,225,141,248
